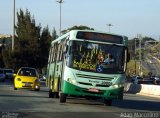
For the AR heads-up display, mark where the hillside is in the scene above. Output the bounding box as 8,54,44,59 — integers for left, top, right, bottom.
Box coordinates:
126,60,149,77
150,42,160,59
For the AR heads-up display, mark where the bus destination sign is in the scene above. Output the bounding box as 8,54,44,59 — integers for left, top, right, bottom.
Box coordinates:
76,31,123,44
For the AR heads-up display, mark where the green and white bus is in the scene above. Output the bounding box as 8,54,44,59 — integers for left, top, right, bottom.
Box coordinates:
46,30,129,105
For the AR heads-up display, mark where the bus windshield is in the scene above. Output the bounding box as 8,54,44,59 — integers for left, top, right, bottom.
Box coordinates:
67,40,126,74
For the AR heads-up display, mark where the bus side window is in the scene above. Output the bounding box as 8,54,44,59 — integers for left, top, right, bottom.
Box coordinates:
57,43,60,61
54,43,58,61
61,40,66,60
68,41,72,55
48,48,52,63
51,47,54,62
52,44,56,62
63,39,69,54
59,43,63,61
63,42,68,55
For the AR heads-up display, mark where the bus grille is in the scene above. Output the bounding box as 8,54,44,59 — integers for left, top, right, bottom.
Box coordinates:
78,82,110,87
76,73,113,81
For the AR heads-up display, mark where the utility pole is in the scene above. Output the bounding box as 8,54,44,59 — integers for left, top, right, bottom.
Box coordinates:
107,24,113,33
135,37,137,75
138,34,142,76
56,0,64,36
12,0,15,51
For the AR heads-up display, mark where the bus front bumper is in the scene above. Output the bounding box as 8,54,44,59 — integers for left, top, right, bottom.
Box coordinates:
62,81,124,99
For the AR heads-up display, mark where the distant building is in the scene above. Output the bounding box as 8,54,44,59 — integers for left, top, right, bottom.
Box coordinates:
0,34,11,38
0,34,12,47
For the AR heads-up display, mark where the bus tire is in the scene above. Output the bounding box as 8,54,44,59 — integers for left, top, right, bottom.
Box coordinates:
104,99,112,106
55,92,59,98
60,93,66,103
86,96,91,100
49,89,55,98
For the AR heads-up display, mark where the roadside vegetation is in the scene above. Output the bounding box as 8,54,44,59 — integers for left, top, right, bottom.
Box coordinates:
0,9,94,73
150,42,160,59
126,37,160,77
0,9,159,76
126,60,149,78
0,9,56,72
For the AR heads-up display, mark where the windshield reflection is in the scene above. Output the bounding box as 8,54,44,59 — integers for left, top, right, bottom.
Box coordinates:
67,41,126,74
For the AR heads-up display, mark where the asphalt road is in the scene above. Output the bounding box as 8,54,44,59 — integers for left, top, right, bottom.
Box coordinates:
0,80,160,118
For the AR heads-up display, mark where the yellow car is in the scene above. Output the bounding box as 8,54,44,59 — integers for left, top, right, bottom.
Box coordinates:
14,67,40,91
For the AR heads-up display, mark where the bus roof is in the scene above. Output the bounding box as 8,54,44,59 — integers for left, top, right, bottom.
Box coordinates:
51,30,128,45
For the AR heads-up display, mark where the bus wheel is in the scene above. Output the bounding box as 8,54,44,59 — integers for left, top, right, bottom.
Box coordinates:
49,89,55,98
55,92,59,98
104,99,112,106
86,96,90,100
60,93,66,103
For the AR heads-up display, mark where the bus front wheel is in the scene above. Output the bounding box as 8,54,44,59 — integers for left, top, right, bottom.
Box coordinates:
60,93,66,103
55,92,59,98
104,99,112,106
49,89,55,98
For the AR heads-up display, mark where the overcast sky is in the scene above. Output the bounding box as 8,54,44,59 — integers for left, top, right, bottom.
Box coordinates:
0,0,160,39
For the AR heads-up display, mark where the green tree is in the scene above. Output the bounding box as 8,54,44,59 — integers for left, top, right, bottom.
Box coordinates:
39,26,52,68
14,9,41,69
141,37,155,47
0,46,5,68
1,37,14,68
128,39,135,60
2,9,41,70
61,25,94,34
52,27,58,40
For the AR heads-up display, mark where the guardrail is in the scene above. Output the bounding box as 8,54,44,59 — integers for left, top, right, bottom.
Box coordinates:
124,83,160,97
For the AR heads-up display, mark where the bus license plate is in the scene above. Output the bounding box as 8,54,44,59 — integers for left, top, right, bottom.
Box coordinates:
88,88,99,92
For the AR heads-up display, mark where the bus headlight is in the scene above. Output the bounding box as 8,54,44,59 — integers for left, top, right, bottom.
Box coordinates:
113,84,124,88
67,78,76,84
114,85,118,88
